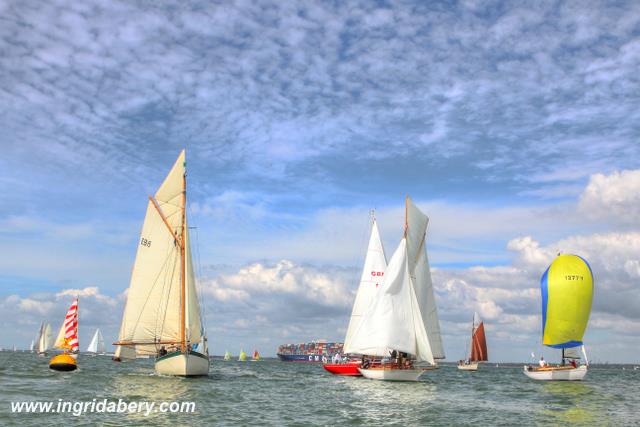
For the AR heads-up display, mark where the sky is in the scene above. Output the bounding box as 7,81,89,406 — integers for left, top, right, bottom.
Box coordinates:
0,0,639,362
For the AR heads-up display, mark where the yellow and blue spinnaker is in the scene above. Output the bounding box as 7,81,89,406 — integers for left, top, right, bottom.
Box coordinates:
541,254,593,348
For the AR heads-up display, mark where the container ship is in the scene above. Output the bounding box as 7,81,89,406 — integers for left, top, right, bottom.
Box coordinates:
277,340,343,362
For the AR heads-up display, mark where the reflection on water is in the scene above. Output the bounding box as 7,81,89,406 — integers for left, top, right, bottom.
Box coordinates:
539,381,598,425
1,353,638,426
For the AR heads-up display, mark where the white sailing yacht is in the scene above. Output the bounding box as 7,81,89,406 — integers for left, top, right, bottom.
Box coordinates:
114,150,209,376
36,322,53,357
87,328,106,355
324,212,387,376
348,196,445,381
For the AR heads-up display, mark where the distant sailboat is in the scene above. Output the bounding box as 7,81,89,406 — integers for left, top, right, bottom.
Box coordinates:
114,150,209,376
49,298,79,371
252,350,261,361
349,196,445,381
524,254,593,381
29,340,35,353
87,329,105,355
324,212,387,377
458,313,488,371
238,350,247,362
36,322,53,356
223,350,232,361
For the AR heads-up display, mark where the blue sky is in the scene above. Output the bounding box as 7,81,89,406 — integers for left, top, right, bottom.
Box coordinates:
0,0,639,362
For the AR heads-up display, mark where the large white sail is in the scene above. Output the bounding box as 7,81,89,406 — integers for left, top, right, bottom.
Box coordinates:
347,239,434,363
343,219,387,354
406,198,445,359
346,198,444,364
87,329,105,353
116,150,204,355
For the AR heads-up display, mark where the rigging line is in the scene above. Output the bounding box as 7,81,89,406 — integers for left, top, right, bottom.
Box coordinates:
125,240,178,344
157,245,179,345
186,200,207,338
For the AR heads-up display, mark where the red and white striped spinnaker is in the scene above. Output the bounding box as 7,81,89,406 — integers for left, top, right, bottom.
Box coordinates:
54,298,79,353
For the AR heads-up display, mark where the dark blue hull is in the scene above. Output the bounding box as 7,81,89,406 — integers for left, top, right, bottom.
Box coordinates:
277,353,327,362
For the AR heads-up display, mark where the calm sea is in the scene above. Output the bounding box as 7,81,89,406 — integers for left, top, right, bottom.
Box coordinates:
1,352,638,426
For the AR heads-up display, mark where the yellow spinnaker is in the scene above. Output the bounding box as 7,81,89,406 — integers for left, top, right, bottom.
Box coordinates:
541,254,593,348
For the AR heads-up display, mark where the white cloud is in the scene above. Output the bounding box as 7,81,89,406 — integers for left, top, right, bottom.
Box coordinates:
579,169,640,224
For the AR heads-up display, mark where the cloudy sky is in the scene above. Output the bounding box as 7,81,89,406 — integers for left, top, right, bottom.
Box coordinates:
0,0,639,362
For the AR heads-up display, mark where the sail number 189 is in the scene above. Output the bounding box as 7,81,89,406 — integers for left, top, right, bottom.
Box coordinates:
140,238,152,248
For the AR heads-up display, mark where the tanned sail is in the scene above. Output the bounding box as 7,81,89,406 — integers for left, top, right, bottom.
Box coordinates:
470,314,488,362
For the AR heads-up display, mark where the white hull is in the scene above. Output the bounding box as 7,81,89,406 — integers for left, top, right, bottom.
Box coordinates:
457,362,479,371
523,365,587,381
155,351,209,376
358,367,428,381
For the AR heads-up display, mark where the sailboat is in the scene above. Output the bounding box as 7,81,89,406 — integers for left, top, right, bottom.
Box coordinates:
348,196,445,381
324,212,387,376
223,350,232,361
36,322,53,356
49,298,79,371
29,340,35,353
87,328,106,355
457,313,488,371
251,350,261,361
114,150,209,376
238,350,247,362
524,254,593,381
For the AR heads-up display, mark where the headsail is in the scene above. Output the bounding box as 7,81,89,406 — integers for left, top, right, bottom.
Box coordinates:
343,218,387,354
541,254,593,349
54,298,79,353
470,313,488,362
115,150,204,356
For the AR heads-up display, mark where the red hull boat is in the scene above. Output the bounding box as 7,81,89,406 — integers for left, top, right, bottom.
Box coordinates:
323,362,362,376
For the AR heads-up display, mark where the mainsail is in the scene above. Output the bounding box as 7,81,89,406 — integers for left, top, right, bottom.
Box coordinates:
347,197,445,364
342,218,387,354
87,329,105,353
54,298,79,353
115,150,204,356
469,313,488,362
540,254,593,349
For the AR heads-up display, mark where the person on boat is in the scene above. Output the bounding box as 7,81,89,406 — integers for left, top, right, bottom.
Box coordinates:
570,359,577,368
159,346,167,357
332,353,342,364
539,356,546,368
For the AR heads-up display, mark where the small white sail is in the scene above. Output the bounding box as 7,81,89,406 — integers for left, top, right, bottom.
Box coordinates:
29,340,35,352
37,322,53,353
87,329,105,353
343,218,387,354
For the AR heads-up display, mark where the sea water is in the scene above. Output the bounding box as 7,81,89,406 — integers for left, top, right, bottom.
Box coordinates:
1,352,638,426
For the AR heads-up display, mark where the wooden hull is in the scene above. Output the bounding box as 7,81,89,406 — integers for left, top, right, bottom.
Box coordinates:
358,367,429,381
457,362,479,371
523,365,587,381
155,350,209,376
323,362,362,376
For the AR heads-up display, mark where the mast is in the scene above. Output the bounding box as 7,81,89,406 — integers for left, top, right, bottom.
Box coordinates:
180,163,186,353
469,315,474,360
